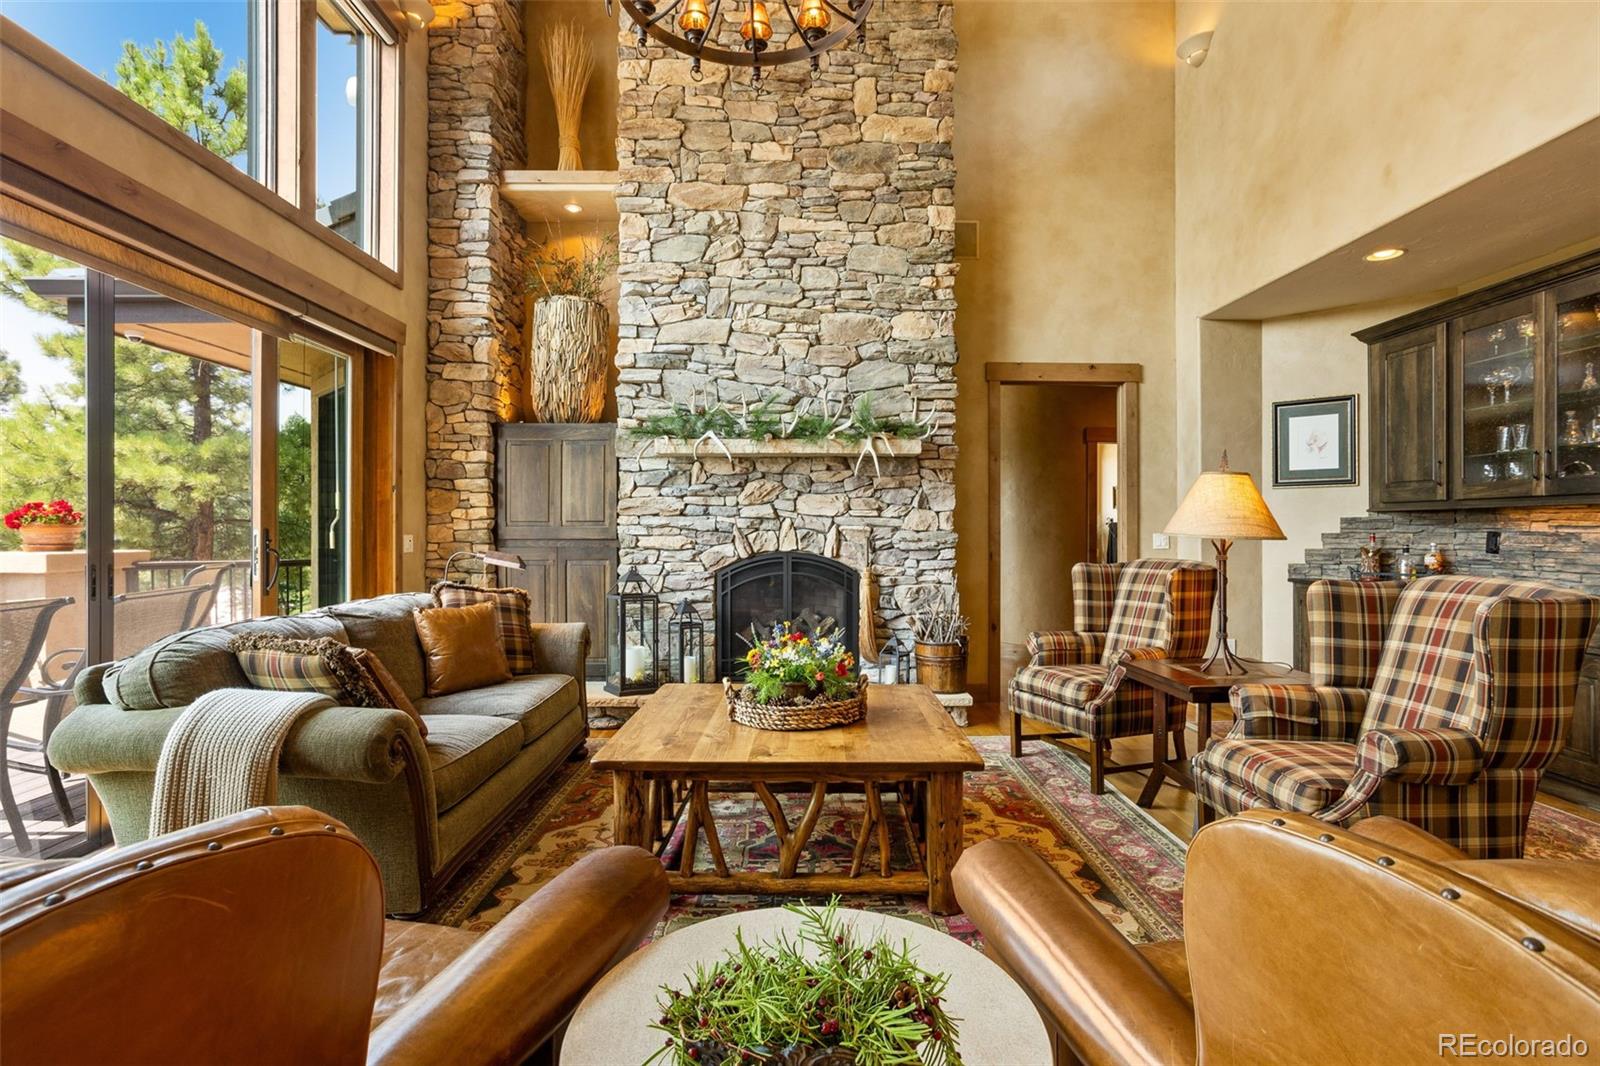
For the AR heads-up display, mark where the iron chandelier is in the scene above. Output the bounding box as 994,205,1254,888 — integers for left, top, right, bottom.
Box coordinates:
605,0,875,84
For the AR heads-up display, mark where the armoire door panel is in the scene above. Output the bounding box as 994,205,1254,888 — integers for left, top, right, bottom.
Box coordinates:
559,436,616,531
497,437,558,539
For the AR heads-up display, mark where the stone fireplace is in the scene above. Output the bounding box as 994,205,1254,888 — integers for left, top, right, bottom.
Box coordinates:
613,0,959,660
715,551,859,681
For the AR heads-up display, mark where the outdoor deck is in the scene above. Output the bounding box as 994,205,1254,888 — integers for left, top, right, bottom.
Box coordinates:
3,765,90,860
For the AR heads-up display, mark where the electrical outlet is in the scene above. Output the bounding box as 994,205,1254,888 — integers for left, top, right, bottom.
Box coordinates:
1152,532,1171,550
402,534,415,554
1485,531,1501,555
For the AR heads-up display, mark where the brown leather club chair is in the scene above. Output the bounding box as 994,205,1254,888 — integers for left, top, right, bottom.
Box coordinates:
954,810,1600,1066
0,806,670,1066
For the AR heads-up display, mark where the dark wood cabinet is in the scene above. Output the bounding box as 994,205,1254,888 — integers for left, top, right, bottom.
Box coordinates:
1549,656,1600,790
496,423,617,679
1360,252,1600,511
1370,324,1448,506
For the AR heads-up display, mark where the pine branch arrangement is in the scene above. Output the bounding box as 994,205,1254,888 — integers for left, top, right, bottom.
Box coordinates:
647,900,963,1066
539,19,593,170
629,393,930,444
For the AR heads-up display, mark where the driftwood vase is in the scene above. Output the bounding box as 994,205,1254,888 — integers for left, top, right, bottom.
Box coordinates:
529,295,608,422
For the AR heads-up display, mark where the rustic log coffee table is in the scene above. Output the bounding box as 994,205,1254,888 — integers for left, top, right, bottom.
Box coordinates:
592,683,984,914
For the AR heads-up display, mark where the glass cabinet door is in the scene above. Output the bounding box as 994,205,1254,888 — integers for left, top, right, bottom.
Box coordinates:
1454,297,1542,499
1546,274,1600,496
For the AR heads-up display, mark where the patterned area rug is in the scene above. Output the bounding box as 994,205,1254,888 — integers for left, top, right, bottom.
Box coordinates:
420,736,1187,944
418,733,1599,941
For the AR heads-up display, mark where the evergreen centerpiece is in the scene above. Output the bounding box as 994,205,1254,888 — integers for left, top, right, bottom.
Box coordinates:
647,901,962,1066
4,500,84,552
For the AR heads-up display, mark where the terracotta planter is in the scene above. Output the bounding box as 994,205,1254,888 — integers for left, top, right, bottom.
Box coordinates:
16,523,83,552
914,641,967,694
529,295,608,422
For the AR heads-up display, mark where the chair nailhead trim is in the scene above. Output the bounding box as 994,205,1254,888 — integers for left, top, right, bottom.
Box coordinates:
269,827,284,836
135,860,153,871
1376,856,1395,867
206,842,221,851
1521,937,1545,953
42,893,63,906
325,824,338,832
1270,818,1285,826
1318,833,1334,843
1441,888,1461,900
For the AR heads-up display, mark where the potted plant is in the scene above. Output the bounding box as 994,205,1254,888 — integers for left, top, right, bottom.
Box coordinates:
729,621,865,731
648,900,963,1066
906,586,968,694
525,233,618,423
4,499,84,552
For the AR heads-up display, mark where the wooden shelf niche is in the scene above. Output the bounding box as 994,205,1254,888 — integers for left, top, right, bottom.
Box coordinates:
503,170,619,224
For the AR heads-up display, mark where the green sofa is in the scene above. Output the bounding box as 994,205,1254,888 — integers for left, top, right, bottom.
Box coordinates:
48,592,588,913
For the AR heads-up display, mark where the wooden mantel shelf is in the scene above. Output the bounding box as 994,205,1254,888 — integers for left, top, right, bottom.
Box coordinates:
503,169,619,223
647,437,925,460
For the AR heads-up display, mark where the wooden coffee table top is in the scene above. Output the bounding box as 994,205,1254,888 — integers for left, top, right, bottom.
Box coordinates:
593,683,984,776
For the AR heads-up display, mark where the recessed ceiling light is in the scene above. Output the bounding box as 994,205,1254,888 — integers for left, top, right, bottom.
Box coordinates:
562,201,583,215
1365,247,1406,262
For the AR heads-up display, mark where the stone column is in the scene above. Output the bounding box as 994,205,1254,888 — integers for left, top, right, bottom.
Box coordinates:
425,0,530,578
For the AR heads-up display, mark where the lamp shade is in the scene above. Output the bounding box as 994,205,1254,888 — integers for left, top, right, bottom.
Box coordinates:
1166,462,1285,542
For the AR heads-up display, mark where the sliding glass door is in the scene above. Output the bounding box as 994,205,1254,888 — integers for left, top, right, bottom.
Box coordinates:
0,238,351,857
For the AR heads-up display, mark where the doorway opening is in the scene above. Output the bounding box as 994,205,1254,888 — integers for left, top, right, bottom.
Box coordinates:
985,363,1141,704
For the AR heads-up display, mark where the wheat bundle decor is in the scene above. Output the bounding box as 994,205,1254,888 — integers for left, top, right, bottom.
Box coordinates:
539,19,593,170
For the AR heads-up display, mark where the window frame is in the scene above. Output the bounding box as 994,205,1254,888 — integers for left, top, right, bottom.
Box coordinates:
0,3,404,277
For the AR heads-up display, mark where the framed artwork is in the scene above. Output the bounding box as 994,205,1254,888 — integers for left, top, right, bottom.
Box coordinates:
1273,395,1357,487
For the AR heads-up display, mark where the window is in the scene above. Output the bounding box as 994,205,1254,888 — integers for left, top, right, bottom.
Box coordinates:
314,4,368,248
0,1,263,179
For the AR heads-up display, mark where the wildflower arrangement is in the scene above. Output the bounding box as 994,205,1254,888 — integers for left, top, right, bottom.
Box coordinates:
741,620,857,704
647,900,962,1066
4,500,84,530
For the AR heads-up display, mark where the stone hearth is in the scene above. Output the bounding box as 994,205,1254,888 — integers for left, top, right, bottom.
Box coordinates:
613,0,959,657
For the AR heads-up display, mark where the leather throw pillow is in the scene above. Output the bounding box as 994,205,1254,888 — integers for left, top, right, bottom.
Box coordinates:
349,647,428,738
412,601,512,696
432,581,538,675
230,635,388,708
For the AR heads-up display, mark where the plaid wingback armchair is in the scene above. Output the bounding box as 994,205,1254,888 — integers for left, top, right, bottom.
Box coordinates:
1193,575,1600,857
1010,559,1217,792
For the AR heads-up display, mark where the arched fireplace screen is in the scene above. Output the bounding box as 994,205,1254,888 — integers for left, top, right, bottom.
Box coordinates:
714,551,859,682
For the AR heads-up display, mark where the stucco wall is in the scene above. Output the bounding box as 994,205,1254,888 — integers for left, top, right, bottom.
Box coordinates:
1174,0,1600,655
954,0,1176,689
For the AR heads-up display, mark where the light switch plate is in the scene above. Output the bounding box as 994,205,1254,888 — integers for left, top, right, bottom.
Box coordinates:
1152,533,1171,550
402,534,415,554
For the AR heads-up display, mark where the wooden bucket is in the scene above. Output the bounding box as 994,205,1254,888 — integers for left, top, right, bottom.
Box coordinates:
914,641,967,694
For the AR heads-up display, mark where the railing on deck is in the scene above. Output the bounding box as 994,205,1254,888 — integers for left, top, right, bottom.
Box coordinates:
124,558,314,624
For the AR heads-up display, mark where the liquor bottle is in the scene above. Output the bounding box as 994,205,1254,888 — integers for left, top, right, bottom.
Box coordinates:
1398,544,1414,581
1359,533,1382,576
1424,542,1445,574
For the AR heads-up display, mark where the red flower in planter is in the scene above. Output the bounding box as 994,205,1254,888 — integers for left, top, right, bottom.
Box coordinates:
5,500,84,529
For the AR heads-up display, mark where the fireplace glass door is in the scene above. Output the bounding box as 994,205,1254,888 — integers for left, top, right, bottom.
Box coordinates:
715,552,858,681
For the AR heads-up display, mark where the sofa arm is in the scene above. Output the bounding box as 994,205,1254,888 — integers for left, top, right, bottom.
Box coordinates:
48,703,423,785
1229,684,1367,742
531,622,589,683
73,662,112,706
1355,725,1485,786
1026,630,1105,667
367,846,669,1066
953,839,1195,1066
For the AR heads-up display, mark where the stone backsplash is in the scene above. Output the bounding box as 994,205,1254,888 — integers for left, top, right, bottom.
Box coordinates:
1290,507,1600,594
612,1,959,649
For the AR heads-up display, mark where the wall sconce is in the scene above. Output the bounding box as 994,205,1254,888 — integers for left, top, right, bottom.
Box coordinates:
397,0,436,29
1177,30,1213,67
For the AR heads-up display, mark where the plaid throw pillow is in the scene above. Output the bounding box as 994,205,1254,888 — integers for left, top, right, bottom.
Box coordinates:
432,581,537,675
230,635,389,708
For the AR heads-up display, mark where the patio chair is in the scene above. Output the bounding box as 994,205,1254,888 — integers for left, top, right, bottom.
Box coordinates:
180,561,250,628
1,597,74,854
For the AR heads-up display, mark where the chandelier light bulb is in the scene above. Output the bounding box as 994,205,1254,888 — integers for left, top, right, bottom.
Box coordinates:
741,0,773,49
678,0,710,45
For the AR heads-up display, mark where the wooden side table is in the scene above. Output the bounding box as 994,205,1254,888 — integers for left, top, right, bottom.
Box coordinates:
1119,659,1311,827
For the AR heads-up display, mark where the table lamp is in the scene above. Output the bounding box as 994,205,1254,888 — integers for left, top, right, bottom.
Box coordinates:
1164,452,1285,673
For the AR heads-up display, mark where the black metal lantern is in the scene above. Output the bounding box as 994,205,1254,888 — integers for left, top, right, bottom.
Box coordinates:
878,634,907,685
606,567,661,696
669,599,707,684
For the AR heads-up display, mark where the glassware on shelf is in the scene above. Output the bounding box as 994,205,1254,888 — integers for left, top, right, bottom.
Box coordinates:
1564,410,1584,445
1501,366,1521,404
1482,371,1500,406
1583,361,1599,392
1488,325,1506,354
1517,317,1536,344
1481,461,1500,482
1495,424,1513,453
1512,423,1530,451
1589,408,1600,444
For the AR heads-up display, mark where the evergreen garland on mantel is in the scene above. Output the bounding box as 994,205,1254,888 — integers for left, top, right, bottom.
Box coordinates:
630,392,939,445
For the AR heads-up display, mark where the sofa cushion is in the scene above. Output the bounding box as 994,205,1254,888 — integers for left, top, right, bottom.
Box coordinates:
434,582,537,675
1196,738,1357,813
232,635,389,706
414,603,511,696
416,674,580,745
103,612,348,710
424,715,522,813
350,648,428,738
326,595,432,704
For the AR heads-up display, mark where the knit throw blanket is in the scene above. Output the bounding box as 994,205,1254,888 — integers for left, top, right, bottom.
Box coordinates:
149,688,334,837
